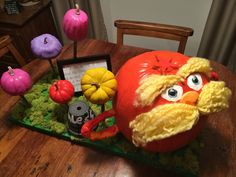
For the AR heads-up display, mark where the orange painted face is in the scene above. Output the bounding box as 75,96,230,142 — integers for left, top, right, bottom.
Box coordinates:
113,50,231,152
113,51,196,150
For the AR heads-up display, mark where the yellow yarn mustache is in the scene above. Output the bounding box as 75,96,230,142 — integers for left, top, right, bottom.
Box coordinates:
130,81,231,147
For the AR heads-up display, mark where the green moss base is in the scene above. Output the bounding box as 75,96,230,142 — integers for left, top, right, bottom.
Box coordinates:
10,71,203,177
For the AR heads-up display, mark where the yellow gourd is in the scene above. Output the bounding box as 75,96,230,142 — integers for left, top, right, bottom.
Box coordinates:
81,68,117,104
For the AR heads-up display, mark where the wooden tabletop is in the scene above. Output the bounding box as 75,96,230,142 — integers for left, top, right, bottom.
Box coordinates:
0,39,235,177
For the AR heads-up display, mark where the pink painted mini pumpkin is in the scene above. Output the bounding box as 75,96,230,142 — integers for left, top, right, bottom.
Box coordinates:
63,4,88,41
0,66,32,95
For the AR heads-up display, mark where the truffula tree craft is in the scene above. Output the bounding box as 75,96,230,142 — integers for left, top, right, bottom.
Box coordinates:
63,4,88,59
31,33,62,73
0,66,32,106
80,68,118,140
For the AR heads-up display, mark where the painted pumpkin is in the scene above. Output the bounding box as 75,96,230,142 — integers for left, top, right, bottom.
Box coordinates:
31,34,62,59
49,80,74,104
81,51,231,152
63,4,88,41
81,68,117,104
0,66,32,95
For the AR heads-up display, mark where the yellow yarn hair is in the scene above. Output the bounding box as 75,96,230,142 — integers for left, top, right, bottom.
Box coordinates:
177,57,212,78
129,103,199,147
197,81,232,114
135,57,212,107
134,74,182,107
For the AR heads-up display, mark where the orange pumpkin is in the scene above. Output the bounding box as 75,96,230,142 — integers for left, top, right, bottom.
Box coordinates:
113,51,208,152
82,51,231,152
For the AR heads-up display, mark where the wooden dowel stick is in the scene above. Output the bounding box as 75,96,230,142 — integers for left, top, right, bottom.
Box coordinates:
48,59,56,73
101,104,105,113
73,41,77,59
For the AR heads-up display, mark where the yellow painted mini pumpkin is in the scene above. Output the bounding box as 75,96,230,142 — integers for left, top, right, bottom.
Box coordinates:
81,68,117,104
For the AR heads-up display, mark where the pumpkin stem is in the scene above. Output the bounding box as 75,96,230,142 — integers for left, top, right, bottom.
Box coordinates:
54,84,59,90
7,66,14,76
75,4,80,15
91,82,100,89
44,37,48,44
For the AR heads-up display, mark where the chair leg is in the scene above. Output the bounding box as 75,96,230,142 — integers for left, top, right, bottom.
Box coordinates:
178,38,187,54
117,29,124,45
0,47,9,57
7,43,26,66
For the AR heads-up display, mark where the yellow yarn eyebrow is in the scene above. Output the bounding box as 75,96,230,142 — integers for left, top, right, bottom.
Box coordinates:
135,74,182,107
177,57,212,78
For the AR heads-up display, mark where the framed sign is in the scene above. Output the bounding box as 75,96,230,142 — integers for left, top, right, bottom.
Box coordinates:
57,54,112,94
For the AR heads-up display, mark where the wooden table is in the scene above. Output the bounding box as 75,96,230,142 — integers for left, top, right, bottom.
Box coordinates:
0,39,235,177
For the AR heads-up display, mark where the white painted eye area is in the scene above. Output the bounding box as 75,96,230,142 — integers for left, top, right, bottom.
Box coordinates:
187,74,203,91
161,85,183,102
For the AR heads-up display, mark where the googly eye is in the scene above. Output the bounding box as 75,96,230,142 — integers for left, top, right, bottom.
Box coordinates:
187,74,203,91
161,85,183,102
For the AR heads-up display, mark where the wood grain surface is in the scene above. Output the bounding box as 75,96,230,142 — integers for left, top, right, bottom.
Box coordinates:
0,39,235,177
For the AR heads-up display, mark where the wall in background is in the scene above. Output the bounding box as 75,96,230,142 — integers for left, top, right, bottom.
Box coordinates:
100,0,212,56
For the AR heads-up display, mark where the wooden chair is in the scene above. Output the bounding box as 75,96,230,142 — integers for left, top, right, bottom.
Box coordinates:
0,35,26,66
114,20,194,54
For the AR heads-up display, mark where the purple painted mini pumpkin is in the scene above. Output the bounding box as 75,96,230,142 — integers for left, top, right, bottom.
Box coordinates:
0,67,32,95
31,34,62,59
63,4,88,41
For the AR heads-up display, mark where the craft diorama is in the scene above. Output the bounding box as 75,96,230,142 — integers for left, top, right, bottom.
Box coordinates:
0,4,232,177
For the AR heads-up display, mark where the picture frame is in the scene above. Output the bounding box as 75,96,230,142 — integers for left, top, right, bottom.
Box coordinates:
57,54,112,95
